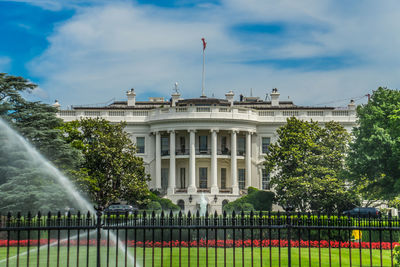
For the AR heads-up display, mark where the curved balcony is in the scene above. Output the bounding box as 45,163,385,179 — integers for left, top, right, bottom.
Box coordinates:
59,106,357,124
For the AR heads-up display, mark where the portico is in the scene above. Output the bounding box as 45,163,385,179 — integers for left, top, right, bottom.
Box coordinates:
153,128,254,197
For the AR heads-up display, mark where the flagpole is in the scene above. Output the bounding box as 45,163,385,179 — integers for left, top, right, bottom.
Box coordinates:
201,38,206,97
202,44,205,97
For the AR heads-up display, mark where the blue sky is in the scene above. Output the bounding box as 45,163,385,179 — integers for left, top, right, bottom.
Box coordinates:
1,0,400,107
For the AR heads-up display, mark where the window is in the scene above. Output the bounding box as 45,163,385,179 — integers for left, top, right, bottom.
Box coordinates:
180,136,186,153
262,137,271,154
222,200,229,210
177,200,185,211
237,136,245,156
220,168,226,189
238,169,245,189
199,167,208,188
136,137,145,154
199,136,208,152
161,136,169,155
262,169,270,190
161,168,169,190
221,136,228,154
180,168,186,189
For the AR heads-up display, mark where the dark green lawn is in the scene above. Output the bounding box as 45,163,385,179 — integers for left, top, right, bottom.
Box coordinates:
0,246,394,266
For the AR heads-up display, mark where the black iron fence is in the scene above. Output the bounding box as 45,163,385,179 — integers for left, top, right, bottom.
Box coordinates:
0,210,399,267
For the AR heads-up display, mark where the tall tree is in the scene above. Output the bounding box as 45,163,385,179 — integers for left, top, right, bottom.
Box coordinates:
265,117,358,213
0,73,83,213
347,87,400,200
61,118,150,210
0,73,36,117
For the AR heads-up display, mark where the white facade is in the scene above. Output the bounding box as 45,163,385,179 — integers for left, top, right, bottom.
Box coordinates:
58,89,357,213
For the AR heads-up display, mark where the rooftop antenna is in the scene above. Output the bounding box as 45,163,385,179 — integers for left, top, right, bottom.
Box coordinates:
201,38,207,98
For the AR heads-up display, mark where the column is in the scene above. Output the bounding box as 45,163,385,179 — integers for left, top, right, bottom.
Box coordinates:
188,129,197,194
210,129,218,194
168,130,176,195
245,131,252,189
155,131,161,189
231,130,239,195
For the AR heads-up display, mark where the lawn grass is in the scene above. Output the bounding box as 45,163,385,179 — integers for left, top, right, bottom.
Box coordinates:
0,246,394,266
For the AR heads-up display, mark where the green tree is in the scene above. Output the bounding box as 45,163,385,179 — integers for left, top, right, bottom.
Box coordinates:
0,74,83,213
0,73,36,117
347,87,400,200
61,118,150,210
265,117,358,213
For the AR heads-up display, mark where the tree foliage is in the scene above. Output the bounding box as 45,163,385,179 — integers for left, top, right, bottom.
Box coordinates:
61,118,150,209
223,187,274,212
265,117,358,213
0,73,82,213
347,87,400,200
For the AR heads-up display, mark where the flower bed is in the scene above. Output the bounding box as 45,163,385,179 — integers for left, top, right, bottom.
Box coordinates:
0,239,397,249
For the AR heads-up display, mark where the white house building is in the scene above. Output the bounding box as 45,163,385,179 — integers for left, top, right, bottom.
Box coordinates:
57,88,357,213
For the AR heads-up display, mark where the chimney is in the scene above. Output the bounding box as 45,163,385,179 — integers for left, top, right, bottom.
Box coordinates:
271,88,280,107
348,99,356,110
171,82,181,106
52,100,60,110
127,88,136,106
225,90,235,106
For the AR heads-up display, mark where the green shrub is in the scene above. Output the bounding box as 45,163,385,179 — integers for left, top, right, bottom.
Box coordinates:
159,198,180,211
223,187,274,212
146,192,180,211
224,201,254,213
147,201,162,211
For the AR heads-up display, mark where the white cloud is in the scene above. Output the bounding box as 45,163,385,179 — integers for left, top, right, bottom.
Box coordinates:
27,0,400,107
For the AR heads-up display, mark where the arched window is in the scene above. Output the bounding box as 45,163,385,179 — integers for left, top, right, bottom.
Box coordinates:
177,199,185,211
222,200,229,210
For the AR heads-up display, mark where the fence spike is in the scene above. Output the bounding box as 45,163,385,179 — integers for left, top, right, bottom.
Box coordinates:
188,210,192,218
17,211,21,219
161,210,165,218
37,211,41,218
77,210,81,218
134,209,138,218
232,210,236,218
152,210,156,218
196,209,200,218
178,210,182,218
205,210,209,218
169,209,173,218
57,210,61,218
27,211,32,220
143,210,147,218
48,211,52,218
214,210,218,218
223,210,227,218
241,210,245,218
250,210,254,218
67,211,71,218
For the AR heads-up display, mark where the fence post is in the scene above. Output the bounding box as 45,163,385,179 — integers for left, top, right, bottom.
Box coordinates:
96,208,102,267
287,211,292,267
